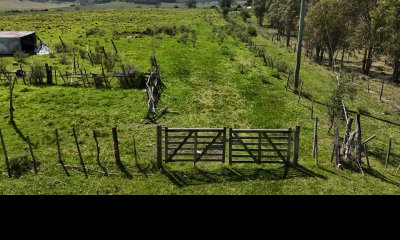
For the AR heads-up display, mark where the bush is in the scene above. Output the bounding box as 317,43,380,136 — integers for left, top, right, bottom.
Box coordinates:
178,32,189,44
325,77,358,131
59,54,69,65
78,48,87,59
247,26,257,37
116,65,146,89
28,63,45,85
240,10,251,22
85,27,105,37
103,51,121,72
13,50,29,63
9,155,33,178
54,42,70,53
179,25,191,34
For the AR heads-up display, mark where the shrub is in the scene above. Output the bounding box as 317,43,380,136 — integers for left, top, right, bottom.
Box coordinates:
9,155,33,178
191,31,197,47
54,42,70,53
325,77,358,131
178,32,189,44
247,26,257,37
179,25,191,33
28,63,45,85
85,27,105,37
103,51,121,72
13,50,29,63
116,65,146,89
240,10,251,22
78,48,87,59
59,54,69,65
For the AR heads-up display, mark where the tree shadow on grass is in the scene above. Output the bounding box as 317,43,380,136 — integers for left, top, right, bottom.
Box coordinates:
363,168,400,188
162,163,327,188
116,162,133,179
10,121,27,142
368,148,400,169
318,166,351,180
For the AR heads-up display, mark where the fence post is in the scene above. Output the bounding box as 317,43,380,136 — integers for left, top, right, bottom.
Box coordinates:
229,128,233,165
293,125,301,165
385,138,392,171
55,129,70,176
45,63,53,85
26,136,38,174
313,117,318,166
112,127,121,166
73,127,88,178
156,124,162,169
0,128,11,178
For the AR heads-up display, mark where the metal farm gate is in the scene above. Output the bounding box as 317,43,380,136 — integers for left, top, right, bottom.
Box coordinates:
155,125,300,168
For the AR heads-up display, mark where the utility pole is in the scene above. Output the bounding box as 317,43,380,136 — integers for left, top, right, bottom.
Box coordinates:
294,0,306,91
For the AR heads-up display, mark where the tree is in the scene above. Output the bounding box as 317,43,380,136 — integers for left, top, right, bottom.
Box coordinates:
378,0,400,82
219,0,232,8
252,0,267,26
304,0,354,67
186,0,196,8
268,0,300,47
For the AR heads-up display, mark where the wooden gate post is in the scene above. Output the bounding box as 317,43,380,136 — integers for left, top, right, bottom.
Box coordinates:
156,124,162,170
293,125,301,165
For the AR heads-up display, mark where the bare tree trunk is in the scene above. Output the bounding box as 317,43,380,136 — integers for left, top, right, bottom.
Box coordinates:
340,48,345,70
286,27,291,48
362,48,368,74
365,47,374,76
393,60,400,82
328,50,335,67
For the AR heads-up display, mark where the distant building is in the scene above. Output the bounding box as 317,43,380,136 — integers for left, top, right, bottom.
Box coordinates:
0,31,37,55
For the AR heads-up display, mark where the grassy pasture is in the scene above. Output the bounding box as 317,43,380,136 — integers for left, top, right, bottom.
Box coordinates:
0,8,400,194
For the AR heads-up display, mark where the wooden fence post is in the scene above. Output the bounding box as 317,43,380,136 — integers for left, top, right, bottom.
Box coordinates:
355,113,362,165
310,96,314,119
26,136,38,174
156,125,162,169
334,127,340,166
385,138,392,171
112,127,121,165
293,125,301,165
229,128,233,165
380,79,384,101
365,144,371,169
45,63,52,85
73,127,88,178
55,129,70,177
313,117,318,166
111,39,118,54
93,130,108,176
54,69,57,85
0,128,11,178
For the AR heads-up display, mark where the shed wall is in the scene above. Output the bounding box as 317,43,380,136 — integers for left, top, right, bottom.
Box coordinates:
0,38,21,55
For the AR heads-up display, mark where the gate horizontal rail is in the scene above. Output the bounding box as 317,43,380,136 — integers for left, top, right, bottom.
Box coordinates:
155,125,301,169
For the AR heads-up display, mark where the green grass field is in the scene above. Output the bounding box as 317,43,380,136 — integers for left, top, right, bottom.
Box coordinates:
1,8,400,194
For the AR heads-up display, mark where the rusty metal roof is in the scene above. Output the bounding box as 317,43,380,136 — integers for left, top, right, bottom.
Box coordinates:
0,31,35,38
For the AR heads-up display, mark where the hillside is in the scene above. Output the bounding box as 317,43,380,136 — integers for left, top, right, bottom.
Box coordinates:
1,8,400,194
